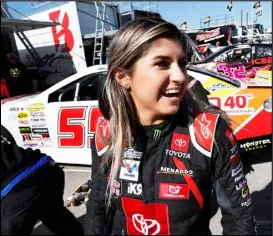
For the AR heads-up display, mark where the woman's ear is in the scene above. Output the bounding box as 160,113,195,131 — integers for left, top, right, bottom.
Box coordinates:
113,68,130,89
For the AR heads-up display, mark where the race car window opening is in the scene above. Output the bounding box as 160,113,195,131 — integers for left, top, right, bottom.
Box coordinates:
252,45,272,58
48,73,107,103
191,46,232,64
214,47,251,64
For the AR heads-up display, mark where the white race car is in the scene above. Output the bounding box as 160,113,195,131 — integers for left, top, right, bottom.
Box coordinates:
2,64,271,165
1,65,108,165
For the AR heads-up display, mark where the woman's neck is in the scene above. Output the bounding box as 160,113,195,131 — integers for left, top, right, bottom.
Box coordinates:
137,111,166,126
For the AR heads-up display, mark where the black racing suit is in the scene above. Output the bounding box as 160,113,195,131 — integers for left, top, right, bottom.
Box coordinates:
1,125,42,188
86,105,256,235
1,125,84,235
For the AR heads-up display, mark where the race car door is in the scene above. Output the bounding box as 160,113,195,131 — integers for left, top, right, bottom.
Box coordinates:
45,71,107,165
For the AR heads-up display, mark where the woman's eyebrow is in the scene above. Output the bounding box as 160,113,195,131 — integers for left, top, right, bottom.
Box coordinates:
152,55,187,61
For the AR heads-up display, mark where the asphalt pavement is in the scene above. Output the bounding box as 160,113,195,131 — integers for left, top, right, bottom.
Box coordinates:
32,152,272,235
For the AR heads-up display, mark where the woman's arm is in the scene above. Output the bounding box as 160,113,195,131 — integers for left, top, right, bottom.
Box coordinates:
211,118,256,235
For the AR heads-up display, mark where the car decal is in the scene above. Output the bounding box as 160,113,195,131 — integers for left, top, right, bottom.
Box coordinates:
205,77,271,142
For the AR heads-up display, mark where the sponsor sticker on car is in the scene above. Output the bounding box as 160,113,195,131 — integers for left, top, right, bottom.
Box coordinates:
209,94,255,116
10,107,19,112
27,103,45,112
19,126,31,134
17,112,29,119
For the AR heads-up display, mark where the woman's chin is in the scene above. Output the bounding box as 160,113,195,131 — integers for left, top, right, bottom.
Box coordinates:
160,105,180,116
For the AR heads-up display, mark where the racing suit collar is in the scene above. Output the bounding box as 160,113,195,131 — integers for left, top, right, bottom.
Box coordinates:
141,118,172,140
139,101,190,141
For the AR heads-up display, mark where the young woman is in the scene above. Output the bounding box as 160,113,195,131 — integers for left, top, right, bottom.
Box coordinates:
86,17,256,235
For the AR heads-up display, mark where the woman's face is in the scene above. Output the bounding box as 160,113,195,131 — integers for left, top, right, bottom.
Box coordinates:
128,38,188,125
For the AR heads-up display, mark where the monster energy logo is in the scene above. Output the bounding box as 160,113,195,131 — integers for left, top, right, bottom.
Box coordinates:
153,129,161,140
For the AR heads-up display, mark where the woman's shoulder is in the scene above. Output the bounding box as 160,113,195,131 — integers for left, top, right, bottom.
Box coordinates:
191,110,231,134
191,109,231,129
186,111,232,157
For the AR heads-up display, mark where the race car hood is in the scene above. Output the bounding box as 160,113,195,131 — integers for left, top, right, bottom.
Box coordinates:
240,78,272,87
187,64,272,88
1,92,41,105
187,64,242,87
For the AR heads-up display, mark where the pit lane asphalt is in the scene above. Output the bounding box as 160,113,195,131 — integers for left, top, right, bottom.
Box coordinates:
32,152,272,235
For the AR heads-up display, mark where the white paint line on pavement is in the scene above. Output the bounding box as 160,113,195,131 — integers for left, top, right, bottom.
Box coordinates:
62,168,91,172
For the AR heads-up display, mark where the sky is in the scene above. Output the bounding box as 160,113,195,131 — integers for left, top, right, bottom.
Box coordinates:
6,1,272,30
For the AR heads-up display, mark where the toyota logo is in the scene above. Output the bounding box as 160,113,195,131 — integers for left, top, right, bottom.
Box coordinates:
175,139,186,147
132,214,160,235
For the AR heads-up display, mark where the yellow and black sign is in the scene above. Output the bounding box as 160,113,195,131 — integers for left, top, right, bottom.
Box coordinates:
18,112,29,119
242,186,249,198
10,68,21,78
27,103,45,112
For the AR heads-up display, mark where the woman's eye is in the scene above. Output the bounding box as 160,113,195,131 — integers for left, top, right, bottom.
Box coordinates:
156,61,170,68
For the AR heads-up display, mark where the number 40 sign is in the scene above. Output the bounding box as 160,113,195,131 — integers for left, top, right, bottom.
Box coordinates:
209,94,254,111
